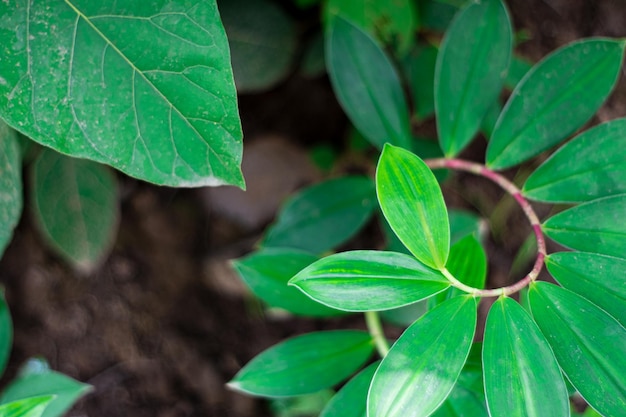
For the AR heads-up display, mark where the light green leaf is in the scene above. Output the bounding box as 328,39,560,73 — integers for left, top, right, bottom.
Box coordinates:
404,44,438,120
326,16,412,150
529,282,626,417
0,121,23,257
320,361,379,417
0,292,12,376
0,396,54,417
0,0,243,188
487,39,625,169
290,250,450,312
369,296,478,417
435,0,512,157
523,119,626,203
228,330,374,397
542,194,626,258
31,148,119,272
546,251,626,327
377,144,449,269
483,297,569,417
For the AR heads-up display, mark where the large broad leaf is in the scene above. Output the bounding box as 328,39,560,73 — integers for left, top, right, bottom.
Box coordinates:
368,296,477,417
435,0,512,157
262,176,377,254
523,119,626,203
529,282,626,417
546,252,626,327
228,330,374,397
0,396,54,417
0,0,243,188
377,144,449,269
320,361,379,417
326,16,412,150
0,122,23,257
487,39,625,169
232,248,341,317
483,297,569,417
31,148,119,272
289,250,450,311
542,194,626,258
0,292,12,376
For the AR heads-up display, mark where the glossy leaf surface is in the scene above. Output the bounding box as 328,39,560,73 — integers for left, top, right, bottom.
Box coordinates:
229,330,373,397
326,17,412,150
487,39,625,169
529,282,626,417
262,176,377,254
369,296,477,417
542,194,626,258
483,297,569,417
290,250,449,311
523,119,626,202
320,361,379,417
377,144,449,269
0,122,23,257
0,396,54,417
31,149,119,272
436,0,511,157
0,293,12,376
0,0,243,188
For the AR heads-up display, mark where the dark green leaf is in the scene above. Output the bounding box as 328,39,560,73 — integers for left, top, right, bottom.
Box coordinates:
449,210,483,245
0,292,12,376
0,121,22,257
262,176,377,254
483,297,569,417
320,361,379,417
504,56,533,90
326,16,412,150
418,0,462,32
487,39,625,169
0,396,54,417
270,390,334,417
369,296,478,417
404,44,438,120
529,282,626,417
377,144,449,269
300,32,327,78
435,0,512,157
228,330,374,397
290,250,449,311
0,0,243,188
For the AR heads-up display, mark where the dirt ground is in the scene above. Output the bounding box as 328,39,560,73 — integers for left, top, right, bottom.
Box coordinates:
2,1,626,416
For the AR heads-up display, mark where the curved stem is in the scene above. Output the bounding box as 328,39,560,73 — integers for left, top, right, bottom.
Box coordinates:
365,311,390,357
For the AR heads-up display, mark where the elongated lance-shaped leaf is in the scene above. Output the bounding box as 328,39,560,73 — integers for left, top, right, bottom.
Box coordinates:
487,39,625,170
320,361,379,417
368,296,478,417
326,16,412,150
377,144,450,269
0,122,23,257
542,194,626,259
0,396,54,417
523,118,626,203
0,292,12,376
483,297,569,417
290,250,450,312
529,282,626,417
546,252,626,327
228,330,374,397
0,0,243,188
435,0,512,157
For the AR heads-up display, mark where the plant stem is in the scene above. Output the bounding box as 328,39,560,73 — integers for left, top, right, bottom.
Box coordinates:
365,311,390,357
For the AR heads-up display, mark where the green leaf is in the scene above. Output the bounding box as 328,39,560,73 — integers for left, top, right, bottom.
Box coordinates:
326,16,412,150
31,148,119,272
418,0,461,32
435,0,512,157
0,122,23,257
404,44,438,120
290,250,450,312
232,248,341,317
262,176,377,254
369,296,478,417
270,390,334,417
487,39,626,169
449,209,483,245
504,56,533,90
377,144,449,269
0,396,54,417
528,282,626,417
483,297,569,417
0,292,12,376
0,0,243,188
542,194,626,258
320,361,379,417
228,330,374,397
523,118,626,203
219,0,297,92
546,252,626,327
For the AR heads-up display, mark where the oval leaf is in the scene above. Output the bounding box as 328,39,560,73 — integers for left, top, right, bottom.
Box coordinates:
483,297,569,417
0,122,23,257
31,149,119,272
542,194,626,258
0,0,243,187
320,361,379,417
528,282,626,417
326,16,412,150
377,144,450,269
228,330,374,397
435,0,512,157
487,39,625,169
0,396,54,417
290,250,450,311
0,292,12,376
368,296,478,417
